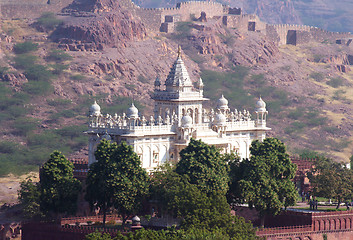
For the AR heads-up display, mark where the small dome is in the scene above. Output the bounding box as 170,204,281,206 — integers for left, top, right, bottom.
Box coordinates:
214,112,227,125
181,115,192,128
217,95,229,110
90,101,101,116
132,216,140,222
256,97,266,112
127,103,139,118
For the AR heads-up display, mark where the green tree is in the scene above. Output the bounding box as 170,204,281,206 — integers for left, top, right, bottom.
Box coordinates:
85,140,118,227
309,157,353,209
226,152,243,207
238,138,297,227
150,166,256,239
40,151,81,217
86,140,149,226
176,138,229,194
111,141,149,224
18,178,43,219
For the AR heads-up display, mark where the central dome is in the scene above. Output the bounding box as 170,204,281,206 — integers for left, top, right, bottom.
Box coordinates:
217,95,229,110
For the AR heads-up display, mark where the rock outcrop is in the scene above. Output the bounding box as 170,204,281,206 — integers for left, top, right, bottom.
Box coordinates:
53,0,147,51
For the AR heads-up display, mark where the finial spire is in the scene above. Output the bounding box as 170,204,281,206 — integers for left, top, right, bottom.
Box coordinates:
177,45,181,58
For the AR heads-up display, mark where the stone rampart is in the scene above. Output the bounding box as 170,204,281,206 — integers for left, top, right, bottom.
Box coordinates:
161,1,226,22
222,14,266,33
135,1,227,32
268,24,353,45
134,7,162,32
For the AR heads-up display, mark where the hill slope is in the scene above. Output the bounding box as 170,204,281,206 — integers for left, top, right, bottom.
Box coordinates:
1,0,353,177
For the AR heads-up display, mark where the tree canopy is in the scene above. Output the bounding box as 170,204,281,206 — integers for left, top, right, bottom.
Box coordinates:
85,139,118,226
18,177,42,219
309,157,353,208
151,161,256,239
39,150,81,216
176,138,229,194
237,138,297,226
85,140,149,225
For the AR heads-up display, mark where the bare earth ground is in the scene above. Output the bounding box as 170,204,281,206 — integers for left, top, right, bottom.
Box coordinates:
0,172,38,205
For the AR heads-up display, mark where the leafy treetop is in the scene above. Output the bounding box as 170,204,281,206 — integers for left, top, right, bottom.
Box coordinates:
176,138,229,194
238,138,297,226
40,150,81,216
309,157,353,209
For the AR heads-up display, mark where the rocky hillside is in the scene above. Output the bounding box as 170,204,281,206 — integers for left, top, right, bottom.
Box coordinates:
1,0,353,177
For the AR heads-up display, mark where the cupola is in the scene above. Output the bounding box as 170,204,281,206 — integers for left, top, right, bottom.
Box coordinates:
127,103,139,119
89,101,101,116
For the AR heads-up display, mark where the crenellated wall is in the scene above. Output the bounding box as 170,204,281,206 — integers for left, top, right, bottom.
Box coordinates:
268,24,353,45
134,1,228,32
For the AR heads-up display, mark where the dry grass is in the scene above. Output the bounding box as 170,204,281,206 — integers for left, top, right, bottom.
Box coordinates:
0,172,38,205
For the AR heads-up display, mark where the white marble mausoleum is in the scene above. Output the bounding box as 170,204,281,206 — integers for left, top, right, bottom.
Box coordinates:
87,48,270,171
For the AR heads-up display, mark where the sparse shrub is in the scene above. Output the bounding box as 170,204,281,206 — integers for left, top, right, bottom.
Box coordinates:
55,125,87,139
0,66,9,75
280,65,291,71
201,68,253,109
12,118,38,136
272,90,290,106
59,109,77,118
173,22,192,39
287,108,304,120
24,64,53,81
7,105,29,118
332,90,346,100
313,54,324,63
70,74,86,81
13,41,38,54
284,121,305,134
50,63,69,75
329,138,351,151
0,141,22,154
23,81,53,95
327,77,345,88
309,72,324,82
35,12,63,31
14,54,38,69
125,84,136,91
175,21,192,33
219,34,235,46
104,74,115,81
47,98,72,107
214,55,224,62
46,49,72,62
307,117,327,127
291,121,306,129
323,126,339,135
137,75,148,83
